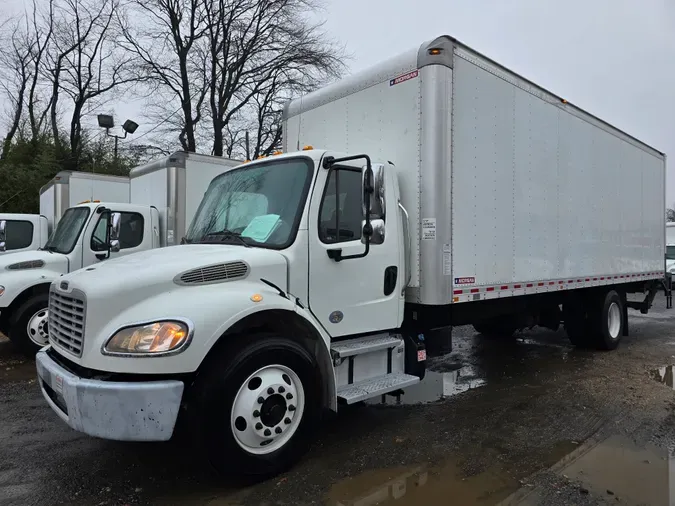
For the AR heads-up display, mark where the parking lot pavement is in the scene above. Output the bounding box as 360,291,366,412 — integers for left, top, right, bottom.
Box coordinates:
2,298,675,505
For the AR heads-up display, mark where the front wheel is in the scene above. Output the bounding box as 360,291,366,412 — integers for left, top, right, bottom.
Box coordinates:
8,293,49,356
189,335,320,478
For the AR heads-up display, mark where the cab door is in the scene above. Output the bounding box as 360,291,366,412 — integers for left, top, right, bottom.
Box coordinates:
307,154,402,337
81,206,152,268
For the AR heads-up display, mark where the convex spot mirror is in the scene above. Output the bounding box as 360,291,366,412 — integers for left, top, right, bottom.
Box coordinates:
0,220,6,252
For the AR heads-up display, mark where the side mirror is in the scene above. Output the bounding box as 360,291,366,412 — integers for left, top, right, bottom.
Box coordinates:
109,212,121,253
0,220,5,252
362,163,386,220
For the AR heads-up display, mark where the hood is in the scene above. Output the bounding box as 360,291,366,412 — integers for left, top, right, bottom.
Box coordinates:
61,244,289,303
0,249,68,273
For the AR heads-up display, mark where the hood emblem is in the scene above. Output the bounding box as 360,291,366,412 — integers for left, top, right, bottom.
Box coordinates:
329,311,344,324
60,281,69,291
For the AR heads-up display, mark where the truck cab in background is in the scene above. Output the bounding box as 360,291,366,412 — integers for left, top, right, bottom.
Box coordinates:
0,214,50,254
0,202,159,353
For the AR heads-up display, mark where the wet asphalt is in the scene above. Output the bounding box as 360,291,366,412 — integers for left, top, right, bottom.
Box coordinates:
2,298,675,505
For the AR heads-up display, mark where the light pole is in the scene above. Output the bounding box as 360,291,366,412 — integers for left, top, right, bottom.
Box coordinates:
97,114,139,162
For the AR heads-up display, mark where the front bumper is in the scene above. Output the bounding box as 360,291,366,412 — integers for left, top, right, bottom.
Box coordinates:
36,349,184,441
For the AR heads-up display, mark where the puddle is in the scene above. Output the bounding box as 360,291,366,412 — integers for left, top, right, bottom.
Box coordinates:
366,367,486,405
654,365,675,389
504,435,675,506
325,460,519,506
0,337,33,382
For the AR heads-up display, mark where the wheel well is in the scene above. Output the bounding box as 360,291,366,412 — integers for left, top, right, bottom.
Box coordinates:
203,309,336,412
4,283,51,326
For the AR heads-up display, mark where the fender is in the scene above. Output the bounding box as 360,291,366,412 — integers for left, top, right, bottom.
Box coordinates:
205,293,338,411
0,268,61,308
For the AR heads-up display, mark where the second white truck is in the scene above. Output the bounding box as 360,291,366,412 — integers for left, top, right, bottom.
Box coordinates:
0,152,239,354
35,35,669,478
0,171,130,255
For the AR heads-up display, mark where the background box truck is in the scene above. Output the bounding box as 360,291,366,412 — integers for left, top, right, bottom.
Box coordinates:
0,171,130,255
35,35,669,479
0,152,239,354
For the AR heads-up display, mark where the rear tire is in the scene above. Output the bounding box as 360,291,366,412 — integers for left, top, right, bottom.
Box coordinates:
589,290,624,351
188,335,320,479
8,293,49,356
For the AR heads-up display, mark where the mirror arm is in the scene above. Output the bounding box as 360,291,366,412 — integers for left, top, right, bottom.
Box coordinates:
324,154,374,262
103,208,113,260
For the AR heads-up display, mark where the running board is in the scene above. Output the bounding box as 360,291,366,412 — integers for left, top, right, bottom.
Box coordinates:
330,334,402,361
337,373,420,404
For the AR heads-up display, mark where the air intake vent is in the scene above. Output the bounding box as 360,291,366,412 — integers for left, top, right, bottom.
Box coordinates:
175,261,249,285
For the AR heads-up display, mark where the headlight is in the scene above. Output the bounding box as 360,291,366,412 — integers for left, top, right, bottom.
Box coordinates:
103,320,192,356
0,285,4,296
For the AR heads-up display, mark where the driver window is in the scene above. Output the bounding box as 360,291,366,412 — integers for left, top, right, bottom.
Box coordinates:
90,212,145,251
90,213,109,251
319,168,363,244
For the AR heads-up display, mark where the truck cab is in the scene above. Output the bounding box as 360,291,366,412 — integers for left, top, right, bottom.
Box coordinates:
35,149,417,476
0,201,159,353
0,214,50,254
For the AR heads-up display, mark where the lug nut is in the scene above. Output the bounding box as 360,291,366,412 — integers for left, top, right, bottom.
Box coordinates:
267,387,274,395
257,397,264,404
278,386,285,393
275,427,282,434
255,422,263,430
289,405,296,412
284,417,291,424
253,410,260,418
264,428,271,437
286,393,293,400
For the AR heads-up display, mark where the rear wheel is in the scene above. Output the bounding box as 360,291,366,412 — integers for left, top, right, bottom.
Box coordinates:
189,335,320,479
590,290,624,351
8,293,49,356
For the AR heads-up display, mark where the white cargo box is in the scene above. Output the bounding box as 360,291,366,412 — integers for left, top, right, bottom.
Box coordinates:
39,171,130,231
284,35,666,306
129,152,241,246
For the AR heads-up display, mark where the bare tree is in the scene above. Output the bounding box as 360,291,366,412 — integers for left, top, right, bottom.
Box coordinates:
118,0,209,152
47,0,138,160
119,0,345,155
201,0,344,156
0,20,33,158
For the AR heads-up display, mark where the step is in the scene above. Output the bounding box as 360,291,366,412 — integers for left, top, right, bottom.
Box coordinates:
330,334,402,359
337,373,420,404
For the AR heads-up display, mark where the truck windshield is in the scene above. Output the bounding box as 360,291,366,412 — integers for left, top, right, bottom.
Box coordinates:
44,207,90,254
185,157,313,248
667,246,675,260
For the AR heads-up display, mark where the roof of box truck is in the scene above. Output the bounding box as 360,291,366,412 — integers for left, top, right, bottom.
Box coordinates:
129,151,242,178
284,34,664,158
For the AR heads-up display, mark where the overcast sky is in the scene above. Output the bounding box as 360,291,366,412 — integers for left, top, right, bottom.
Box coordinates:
4,0,675,204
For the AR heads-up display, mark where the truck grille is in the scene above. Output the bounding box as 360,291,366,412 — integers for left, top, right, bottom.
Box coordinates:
48,287,86,357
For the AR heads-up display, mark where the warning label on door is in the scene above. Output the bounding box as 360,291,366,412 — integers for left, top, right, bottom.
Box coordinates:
421,218,436,240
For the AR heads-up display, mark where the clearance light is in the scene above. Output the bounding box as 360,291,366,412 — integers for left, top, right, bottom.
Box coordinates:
272,150,283,155
250,294,263,303
428,48,442,55
302,145,313,151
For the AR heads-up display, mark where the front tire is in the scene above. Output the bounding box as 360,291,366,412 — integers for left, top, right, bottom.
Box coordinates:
8,293,49,356
189,335,320,478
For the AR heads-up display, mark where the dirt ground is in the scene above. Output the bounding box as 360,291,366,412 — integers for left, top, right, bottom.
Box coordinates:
2,298,675,505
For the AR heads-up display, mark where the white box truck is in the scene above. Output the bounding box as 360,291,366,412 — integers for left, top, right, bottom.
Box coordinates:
0,171,130,255
0,153,239,354
35,35,669,478
667,223,675,273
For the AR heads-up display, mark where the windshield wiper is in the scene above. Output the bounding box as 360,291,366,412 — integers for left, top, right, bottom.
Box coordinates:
198,230,251,247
